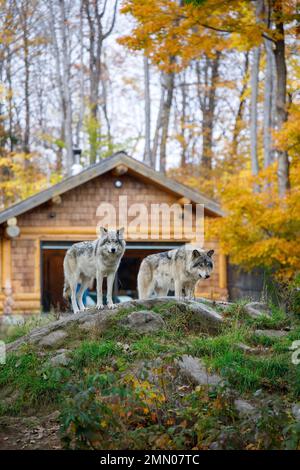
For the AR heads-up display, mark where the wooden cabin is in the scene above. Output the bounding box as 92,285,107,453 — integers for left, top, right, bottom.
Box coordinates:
0,152,228,314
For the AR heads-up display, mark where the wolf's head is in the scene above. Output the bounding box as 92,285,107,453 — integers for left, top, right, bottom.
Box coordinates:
99,227,126,256
188,249,214,279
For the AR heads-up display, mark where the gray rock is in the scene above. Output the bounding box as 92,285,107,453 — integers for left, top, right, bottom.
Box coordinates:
254,329,288,338
78,319,97,331
176,355,222,387
292,403,300,422
0,315,25,326
191,301,224,330
119,297,224,333
39,330,68,348
245,302,272,318
234,399,256,416
235,342,269,355
120,310,166,333
49,352,70,367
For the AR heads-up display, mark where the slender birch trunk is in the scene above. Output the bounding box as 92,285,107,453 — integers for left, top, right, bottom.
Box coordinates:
250,46,260,176
273,2,290,195
59,0,73,175
263,37,274,168
143,55,152,167
159,71,174,173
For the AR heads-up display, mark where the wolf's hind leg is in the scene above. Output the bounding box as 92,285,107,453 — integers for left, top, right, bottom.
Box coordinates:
137,260,153,299
155,287,169,298
77,276,90,311
70,279,79,314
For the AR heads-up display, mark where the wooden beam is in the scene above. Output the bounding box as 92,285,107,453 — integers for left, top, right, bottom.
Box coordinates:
51,195,62,205
177,197,191,205
112,164,128,176
7,217,17,226
20,226,196,240
34,239,41,293
14,293,41,300
219,253,227,289
2,238,11,291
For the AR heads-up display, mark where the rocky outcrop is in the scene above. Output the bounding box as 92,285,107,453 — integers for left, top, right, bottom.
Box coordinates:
6,298,224,353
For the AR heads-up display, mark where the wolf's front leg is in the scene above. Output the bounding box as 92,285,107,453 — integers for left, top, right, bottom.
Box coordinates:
174,280,183,299
184,285,195,300
106,272,117,309
96,270,104,309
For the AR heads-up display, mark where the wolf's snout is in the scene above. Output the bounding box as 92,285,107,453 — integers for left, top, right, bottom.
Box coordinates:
205,274,210,279
111,248,116,253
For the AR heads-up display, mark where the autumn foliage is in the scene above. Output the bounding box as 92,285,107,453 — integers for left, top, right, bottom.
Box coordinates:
208,162,300,280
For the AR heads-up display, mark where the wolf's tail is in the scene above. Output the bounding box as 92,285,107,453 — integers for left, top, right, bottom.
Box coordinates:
63,281,71,300
63,254,72,301
137,259,153,299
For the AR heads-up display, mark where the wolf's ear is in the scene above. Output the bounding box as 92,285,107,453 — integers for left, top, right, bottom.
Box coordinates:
192,249,201,258
100,227,108,237
117,227,125,239
207,249,214,257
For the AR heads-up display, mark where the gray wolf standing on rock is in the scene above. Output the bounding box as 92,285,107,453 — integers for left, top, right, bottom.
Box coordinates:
137,246,214,299
63,227,126,313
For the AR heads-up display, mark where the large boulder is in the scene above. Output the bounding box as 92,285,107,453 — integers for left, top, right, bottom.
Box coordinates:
120,310,166,334
176,355,222,387
245,302,272,318
39,330,68,348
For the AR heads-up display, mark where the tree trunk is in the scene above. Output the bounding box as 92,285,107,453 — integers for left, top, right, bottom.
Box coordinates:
201,53,220,172
49,0,73,175
250,46,260,176
143,55,152,167
263,37,274,167
75,3,85,150
83,0,118,163
100,61,112,151
232,52,249,157
159,71,175,173
273,3,290,195
180,71,187,167
23,9,30,155
59,0,73,175
152,84,165,170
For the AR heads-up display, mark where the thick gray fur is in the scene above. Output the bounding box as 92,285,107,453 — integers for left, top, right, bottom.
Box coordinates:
63,227,126,313
137,246,214,300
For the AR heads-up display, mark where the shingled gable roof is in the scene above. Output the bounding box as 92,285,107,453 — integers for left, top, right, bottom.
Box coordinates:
0,151,223,225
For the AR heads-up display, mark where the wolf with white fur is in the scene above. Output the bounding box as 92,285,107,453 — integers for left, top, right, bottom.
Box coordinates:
137,246,214,300
63,227,126,313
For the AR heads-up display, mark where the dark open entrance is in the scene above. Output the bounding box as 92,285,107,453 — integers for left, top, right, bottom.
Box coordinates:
41,241,183,312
